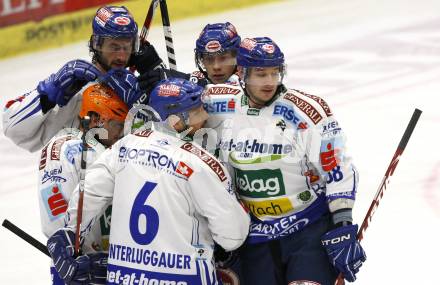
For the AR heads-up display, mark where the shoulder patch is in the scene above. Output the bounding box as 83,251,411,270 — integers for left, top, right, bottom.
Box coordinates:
51,136,73,161
293,89,333,116
180,142,227,182
190,71,206,79
206,85,241,96
134,130,153,138
39,144,48,170
283,93,323,124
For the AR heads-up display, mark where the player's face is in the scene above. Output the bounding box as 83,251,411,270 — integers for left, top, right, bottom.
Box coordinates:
98,37,133,70
242,66,281,107
201,51,237,84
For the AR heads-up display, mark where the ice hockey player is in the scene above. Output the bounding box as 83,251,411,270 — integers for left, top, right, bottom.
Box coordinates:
202,37,367,284
39,83,128,284
45,78,250,285
2,5,162,152
192,22,241,85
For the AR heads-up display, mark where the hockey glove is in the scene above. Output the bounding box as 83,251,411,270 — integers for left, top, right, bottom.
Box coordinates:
321,224,366,282
47,229,108,285
137,68,167,98
37,60,101,107
129,41,165,75
214,244,239,269
100,68,143,108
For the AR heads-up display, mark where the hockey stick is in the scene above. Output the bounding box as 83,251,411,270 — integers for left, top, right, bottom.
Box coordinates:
74,116,91,256
335,108,422,285
2,219,50,257
159,0,177,70
139,0,161,43
129,0,160,73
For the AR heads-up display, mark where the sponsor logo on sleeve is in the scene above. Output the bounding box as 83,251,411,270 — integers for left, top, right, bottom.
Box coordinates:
41,166,66,184
294,89,333,116
206,86,241,96
134,130,153,138
64,141,82,164
283,93,323,124
181,142,227,181
41,184,68,221
39,145,48,170
51,136,73,160
320,142,338,172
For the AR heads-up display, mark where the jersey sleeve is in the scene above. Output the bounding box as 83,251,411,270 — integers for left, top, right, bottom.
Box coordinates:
38,137,81,238
305,112,359,204
2,89,82,152
64,146,118,237
181,142,250,251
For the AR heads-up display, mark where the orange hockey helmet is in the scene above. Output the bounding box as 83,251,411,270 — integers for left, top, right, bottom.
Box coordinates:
79,83,129,122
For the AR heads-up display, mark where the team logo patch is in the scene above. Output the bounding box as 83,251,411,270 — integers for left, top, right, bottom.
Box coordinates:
205,40,222,52
113,16,131,26
240,38,257,51
262,43,275,54
181,143,227,181
158,84,181,97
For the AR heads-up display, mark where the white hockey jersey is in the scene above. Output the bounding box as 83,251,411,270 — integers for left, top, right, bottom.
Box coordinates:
38,129,111,253
64,128,250,285
202,84,359,244
3,86,87,152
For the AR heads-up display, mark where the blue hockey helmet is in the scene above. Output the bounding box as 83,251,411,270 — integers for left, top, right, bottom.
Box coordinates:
149,78,204,121
195,22,241,56
237,37,284,68
195,22,240,71
91,6,139,53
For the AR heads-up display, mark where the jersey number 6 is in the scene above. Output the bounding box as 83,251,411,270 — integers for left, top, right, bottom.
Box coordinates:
129,181,159,245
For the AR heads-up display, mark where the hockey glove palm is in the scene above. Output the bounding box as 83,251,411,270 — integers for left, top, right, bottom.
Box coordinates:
128,41,164,75
37,60,101,107
321,224,366,282
47,229,108,285
100,68,142,108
